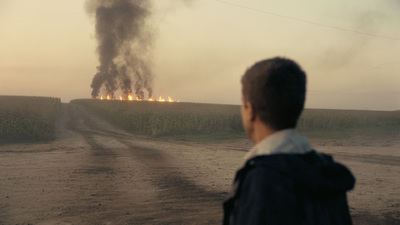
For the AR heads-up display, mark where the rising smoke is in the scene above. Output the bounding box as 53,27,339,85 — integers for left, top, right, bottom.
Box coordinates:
86,0,153,99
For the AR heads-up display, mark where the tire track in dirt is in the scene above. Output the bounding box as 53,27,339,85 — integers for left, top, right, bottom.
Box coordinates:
115,140,228,223
65,103,227,224
66,104,108,151
56,104,131,223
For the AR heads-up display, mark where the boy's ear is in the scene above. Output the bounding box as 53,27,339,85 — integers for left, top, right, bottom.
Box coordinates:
245,101,257,122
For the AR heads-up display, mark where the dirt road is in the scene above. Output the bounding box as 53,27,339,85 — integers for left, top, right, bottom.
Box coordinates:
0,103,399,224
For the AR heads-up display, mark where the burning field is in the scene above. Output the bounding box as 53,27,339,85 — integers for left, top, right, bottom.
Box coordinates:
86,0,155,101
96,93,176,103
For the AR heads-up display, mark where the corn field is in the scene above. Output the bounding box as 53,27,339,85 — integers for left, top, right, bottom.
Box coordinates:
72,99,400,138
71,99,243,136
0,96,61,143
1,96,397,142
297,109,400,138
298,108,400,129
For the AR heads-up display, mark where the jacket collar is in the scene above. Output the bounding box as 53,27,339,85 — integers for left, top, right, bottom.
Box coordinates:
244,129,313,162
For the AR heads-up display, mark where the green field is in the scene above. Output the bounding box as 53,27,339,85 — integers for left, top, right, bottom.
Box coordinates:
71,99,244,139
72,99,400,141
1,96,398,144
298,108,400,139
0,96,61,144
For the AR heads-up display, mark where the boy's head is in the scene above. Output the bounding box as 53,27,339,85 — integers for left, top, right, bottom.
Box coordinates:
241,57,306,131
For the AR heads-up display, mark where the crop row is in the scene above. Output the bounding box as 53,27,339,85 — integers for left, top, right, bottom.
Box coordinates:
0,96,61,143
72,99,400,138
298,108,400,130
71,99,243,136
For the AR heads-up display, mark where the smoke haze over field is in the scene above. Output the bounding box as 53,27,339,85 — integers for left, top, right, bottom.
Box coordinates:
86,0,153,99
0,0,399,110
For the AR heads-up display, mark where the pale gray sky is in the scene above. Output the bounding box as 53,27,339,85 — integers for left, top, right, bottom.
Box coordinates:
0,0,399,110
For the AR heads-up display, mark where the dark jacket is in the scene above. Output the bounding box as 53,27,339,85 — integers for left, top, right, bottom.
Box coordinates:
223,151,355,225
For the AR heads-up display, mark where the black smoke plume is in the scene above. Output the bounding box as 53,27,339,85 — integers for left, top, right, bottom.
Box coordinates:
86,0,153,99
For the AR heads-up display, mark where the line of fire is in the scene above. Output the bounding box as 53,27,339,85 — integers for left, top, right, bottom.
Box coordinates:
92,94,178,103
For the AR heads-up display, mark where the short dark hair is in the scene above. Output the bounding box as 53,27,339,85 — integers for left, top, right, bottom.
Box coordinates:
241,57,306,130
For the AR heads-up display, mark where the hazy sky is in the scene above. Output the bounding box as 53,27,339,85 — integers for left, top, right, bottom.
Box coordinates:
1,0,399,110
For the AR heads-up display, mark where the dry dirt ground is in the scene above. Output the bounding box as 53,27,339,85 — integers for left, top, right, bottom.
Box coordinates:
0,103,399,225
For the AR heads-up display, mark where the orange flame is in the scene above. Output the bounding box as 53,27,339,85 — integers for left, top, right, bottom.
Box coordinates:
158,96,165,102
95,94,178,102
